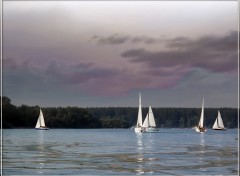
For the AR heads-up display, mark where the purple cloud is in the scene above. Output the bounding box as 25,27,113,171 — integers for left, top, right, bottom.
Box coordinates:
121,31,238,74
3,55,187,97
92,34,130,45
92,34,162,45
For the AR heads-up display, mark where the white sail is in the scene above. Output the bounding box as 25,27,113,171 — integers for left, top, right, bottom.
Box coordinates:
35,109,46,128
136,92,143,127
39,109,46,127
135,92,147,133
213,110,225,129
217,111,224,128
142,106,157,128
195,98,206,133
212,118,218,129
142,113,149,128
148,106,156,127
198,98,204,128
35,117,40,128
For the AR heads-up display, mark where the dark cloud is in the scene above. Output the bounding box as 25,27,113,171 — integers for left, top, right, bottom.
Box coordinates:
121,31,238,73
92,34,163,45
166,31,238,52
93,34,130,45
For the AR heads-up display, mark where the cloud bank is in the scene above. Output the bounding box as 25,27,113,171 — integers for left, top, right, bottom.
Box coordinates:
121,31,238,73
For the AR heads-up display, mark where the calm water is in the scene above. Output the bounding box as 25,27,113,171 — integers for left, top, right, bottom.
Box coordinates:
3,129,238,175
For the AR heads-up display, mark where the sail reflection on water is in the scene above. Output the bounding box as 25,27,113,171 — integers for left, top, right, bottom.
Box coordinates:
136,133,144,174
36,131,46,174
199,133,207,172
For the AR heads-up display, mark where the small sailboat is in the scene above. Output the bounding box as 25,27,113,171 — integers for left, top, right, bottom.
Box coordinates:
134,92,146,133
35,109,49,130
194,98,206,133
142,106,159,132
212,110,226,130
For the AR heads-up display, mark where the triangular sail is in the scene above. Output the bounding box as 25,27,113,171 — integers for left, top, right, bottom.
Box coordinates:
39,109,46,127
212,118,218,129
35,109,46,128
142,106,156,128
198,98,204,128
148,106,156,127
136,92,143,127
35,117,40,128
142,113,149,127
217,111,224,128
213,111,224,129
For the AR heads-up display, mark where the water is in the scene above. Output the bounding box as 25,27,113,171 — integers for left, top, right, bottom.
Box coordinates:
3,129,238,175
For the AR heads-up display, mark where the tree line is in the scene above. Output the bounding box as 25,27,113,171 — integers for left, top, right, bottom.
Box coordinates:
2,96,238,129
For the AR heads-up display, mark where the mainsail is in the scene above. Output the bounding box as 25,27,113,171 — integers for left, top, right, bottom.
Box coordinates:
136,92,143,127
148,106,156,127
198,98,204,128
194,98,206,133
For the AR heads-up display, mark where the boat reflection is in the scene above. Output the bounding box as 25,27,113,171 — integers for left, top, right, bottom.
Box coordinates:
199,133,207,172
136,133,144,174
36,131,46,174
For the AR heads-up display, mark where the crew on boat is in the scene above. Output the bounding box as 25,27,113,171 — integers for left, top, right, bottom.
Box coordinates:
198,126,205,132
140,127,146,132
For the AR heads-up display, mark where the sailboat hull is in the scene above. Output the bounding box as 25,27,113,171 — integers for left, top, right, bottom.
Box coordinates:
212,128,226,131
35,127,49,130
195,127,206,133
134,127,146,133
146,127,159,133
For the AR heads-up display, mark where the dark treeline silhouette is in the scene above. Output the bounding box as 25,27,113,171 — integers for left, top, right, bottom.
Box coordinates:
88,107,238,128
2,96,238,129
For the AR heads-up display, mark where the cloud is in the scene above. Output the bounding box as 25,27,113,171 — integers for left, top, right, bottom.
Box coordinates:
92,34,130,45
3,55,187,97
121,31,238,73
92,34,164,45
3,57,124,96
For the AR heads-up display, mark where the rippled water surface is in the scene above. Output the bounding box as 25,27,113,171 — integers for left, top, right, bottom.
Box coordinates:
3,129,238,175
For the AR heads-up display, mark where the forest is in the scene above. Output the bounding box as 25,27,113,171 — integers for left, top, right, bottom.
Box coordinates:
2,96,238,129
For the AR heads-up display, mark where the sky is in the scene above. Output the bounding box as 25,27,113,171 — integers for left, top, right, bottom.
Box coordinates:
2,1,239,108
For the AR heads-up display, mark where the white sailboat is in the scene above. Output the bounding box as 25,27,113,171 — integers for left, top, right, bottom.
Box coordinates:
142,106,159,132
35,109,49,130
134,92,146,133
194,98,206,133
212,110,226,130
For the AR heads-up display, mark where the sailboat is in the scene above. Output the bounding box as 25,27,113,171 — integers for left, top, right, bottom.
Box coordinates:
142,106,159,132
212,110,226,130
35,109,49,130
134,92,146,133
194,98,206,133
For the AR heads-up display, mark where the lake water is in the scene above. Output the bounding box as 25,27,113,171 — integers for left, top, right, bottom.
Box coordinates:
2,129,238,175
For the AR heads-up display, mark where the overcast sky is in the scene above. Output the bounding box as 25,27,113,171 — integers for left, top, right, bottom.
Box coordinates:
3,1,238,108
